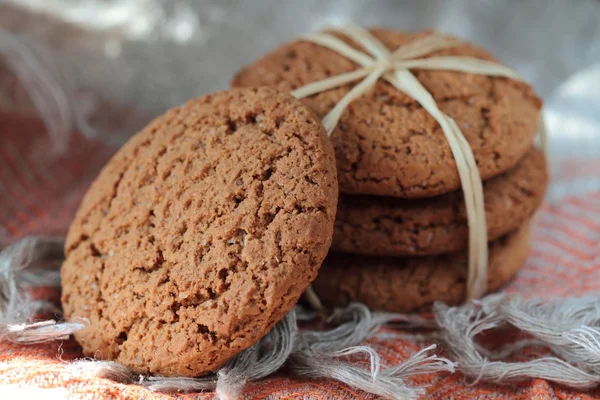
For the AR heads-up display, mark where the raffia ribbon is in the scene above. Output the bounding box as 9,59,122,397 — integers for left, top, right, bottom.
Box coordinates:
291,25,547,301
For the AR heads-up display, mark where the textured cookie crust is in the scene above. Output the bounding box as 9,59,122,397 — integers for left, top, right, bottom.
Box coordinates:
232,28,542,198
333,147,547,256
61,87,338,376
313,223,530,313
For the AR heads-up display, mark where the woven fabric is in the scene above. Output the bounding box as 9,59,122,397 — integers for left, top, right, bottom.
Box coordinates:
1,110,600,399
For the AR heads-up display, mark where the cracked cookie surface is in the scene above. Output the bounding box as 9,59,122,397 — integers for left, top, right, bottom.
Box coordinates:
313,223,530,313
232,27,542,198
333,147,547,256
60,87,338,376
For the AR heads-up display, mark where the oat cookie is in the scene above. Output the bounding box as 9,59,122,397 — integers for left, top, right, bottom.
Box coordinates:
61,87,338,376
313,223,530,313
333,147,546,256
232,28,542,198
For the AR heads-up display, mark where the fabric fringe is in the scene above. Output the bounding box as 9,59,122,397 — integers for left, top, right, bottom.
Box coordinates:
2,236,600,398
291,303,455,400
0,235,78,343
433,295,600,388
290,343,453,399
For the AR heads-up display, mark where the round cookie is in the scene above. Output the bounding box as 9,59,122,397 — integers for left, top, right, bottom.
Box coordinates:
232,27,542,198
333,147,547,256
313,223,531,313
61,87,338,376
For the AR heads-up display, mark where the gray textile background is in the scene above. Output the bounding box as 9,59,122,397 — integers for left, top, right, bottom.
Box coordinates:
0,0,599,194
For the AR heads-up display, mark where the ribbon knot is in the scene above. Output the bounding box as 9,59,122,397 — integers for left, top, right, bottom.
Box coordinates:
291,24,546,301
374,59,394,71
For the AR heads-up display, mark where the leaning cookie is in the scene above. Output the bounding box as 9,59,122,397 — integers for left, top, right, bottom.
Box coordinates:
61,87,338,376
333,147,547,256
312,223,530,313
232,27,542,198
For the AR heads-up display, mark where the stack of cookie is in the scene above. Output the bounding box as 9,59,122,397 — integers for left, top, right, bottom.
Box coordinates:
233,27,548,312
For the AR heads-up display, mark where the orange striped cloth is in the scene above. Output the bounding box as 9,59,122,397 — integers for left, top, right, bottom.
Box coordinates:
1,109,600,399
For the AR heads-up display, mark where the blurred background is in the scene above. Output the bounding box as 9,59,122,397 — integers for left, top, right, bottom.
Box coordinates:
0,0,599,204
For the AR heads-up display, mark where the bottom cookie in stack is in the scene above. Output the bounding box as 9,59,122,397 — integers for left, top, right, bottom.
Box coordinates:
312,222,531,313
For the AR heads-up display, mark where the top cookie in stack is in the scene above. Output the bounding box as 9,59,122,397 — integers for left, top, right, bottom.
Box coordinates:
232,27,542,199
232,27,547,311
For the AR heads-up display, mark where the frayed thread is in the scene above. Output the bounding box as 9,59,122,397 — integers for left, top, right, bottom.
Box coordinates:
6,319,87,344
433,295,600,389
68,359,134,383
291,343,454,400
215,310,296,399
0,236,65,342
291,303,455,400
